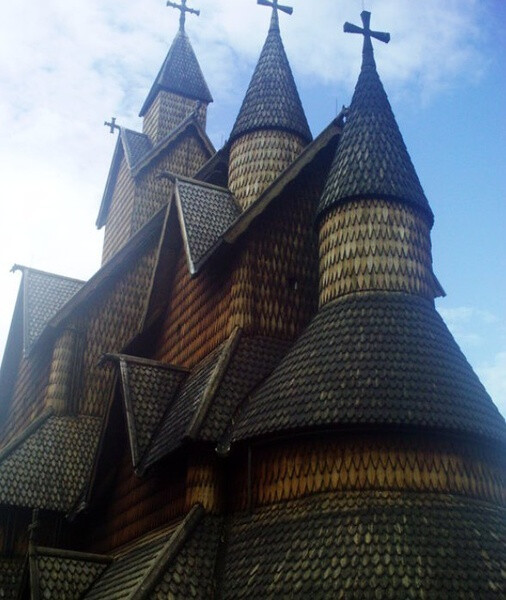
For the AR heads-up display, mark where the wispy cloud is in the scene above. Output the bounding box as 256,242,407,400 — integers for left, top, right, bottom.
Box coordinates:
0,0,496,363
477,352,506,416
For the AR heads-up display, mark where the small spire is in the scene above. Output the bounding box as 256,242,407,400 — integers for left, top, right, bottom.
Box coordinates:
166,0,200,32
344,11,390,67
257,0,293,31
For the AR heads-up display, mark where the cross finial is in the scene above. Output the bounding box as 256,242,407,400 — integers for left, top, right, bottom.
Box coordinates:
104,117,120,135
344,11,390,66
166,0,200,32
257,0,293,30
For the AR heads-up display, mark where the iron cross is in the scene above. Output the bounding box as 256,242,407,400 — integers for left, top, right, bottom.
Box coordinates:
104,117,120,134
344,11,390,55
166,0,200,31
257,0,293,17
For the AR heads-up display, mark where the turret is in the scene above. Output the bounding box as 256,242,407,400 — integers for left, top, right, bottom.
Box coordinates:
228,1,312,210
140,0,213,144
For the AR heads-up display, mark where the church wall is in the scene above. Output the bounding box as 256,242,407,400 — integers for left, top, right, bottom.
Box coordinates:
130,135,209,237
154,234,234,369
81,449,187,553
229,130,306,210
102,157,136,264
79,240,159,417
3,350,51,446
319,199,437,305
142,91,207,144
230,434,506,512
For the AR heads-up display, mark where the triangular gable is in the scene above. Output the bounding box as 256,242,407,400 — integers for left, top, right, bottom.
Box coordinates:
28,546,111,599
102,354,188,472
10,265,84,356
96,116,214,229
140,330,240,472
174,177,241,274
83,504,205,599
0,411,101,512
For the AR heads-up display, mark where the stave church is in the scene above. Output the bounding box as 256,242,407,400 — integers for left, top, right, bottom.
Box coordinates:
0,0,505,597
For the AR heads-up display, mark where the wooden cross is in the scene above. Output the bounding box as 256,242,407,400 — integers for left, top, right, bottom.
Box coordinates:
166,0,200,31
344,11,390,59
257,0,293,17
104,117,120,134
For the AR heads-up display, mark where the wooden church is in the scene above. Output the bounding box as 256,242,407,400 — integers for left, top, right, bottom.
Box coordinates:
0,1,505,597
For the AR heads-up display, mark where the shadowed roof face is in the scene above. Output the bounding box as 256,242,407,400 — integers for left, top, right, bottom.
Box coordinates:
318,27,433,222
139,29,213,117
232,292,506,444
230,11,311,143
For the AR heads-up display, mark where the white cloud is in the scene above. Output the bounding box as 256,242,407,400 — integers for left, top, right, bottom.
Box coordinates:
0,0,495,364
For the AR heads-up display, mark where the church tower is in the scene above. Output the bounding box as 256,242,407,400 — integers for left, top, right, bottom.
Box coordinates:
228,0,312,209
140,0,213,144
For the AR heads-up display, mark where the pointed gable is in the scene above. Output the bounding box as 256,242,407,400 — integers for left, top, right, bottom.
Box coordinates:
230,12,311,143
139,29,213,118
12,266,84,355
318,28,432,221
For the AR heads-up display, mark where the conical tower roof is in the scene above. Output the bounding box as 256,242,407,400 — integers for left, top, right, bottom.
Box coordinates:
230,10,312,143
139,28,213,117
318,14,432,222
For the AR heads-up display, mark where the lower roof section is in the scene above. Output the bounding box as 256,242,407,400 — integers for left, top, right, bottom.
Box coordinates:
232,291,506,444
221,491,506,598
0,557,24,599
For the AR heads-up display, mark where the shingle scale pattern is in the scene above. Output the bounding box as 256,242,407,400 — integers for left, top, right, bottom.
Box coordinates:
150,516,223,599
230,15,311,143
0,415,102,511
35,552,109,599
220,491,506,598
143,344,225,468
0,558,24,600
318,51,432,221
84,534,170,600
199,335,290,441
121,129,153,170
122,360,186,465
233,292,506,443
177,180,240,269
24,269,84,352
140,29,213,116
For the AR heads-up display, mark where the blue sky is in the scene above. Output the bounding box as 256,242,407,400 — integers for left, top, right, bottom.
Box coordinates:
0,0,505,412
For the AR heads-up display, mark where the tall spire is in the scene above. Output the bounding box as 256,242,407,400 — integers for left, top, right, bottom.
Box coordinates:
318,11,432,222
139,0,212,118
229,0,311,143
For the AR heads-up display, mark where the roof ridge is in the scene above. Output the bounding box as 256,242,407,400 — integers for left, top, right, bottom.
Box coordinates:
11,264,85,285
186,327,243,440
0,410,53,463
130,504,205,599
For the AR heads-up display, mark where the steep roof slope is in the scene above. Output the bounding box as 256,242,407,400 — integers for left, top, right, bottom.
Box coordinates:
140,28,213,117
230,10,311,143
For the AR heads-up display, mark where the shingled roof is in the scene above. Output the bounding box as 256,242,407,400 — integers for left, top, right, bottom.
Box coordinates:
12,265,84,355
29,547,111,599
220,491,506,598
318,21,433,223
121,128,153,170
112,330,289,471
232,292,506,444
0,412,102,511
0,558,25,600
175,178,241,273
230,10,311,144
83,505,220,600
139,29,213,118
105,354,188,471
